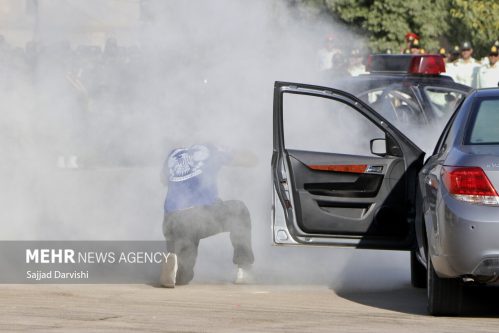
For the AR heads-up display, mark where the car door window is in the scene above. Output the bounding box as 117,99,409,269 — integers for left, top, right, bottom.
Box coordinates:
283,93,384,156
434,113,456,155
432,97,466,156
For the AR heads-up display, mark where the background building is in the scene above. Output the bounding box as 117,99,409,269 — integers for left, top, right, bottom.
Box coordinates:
0,0,141,47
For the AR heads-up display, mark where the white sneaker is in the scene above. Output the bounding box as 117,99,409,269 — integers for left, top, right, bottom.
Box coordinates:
160,253,178,288
234,267,254,285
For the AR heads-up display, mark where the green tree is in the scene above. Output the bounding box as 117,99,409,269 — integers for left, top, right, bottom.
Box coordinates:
448,0,499,56
316,0,450,52
286,0,499,57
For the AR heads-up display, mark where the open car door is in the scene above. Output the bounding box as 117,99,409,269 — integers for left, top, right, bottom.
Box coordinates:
272,81,424,250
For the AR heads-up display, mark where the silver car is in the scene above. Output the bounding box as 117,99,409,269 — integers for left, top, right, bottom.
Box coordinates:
417,88,499,315
271,81,499,316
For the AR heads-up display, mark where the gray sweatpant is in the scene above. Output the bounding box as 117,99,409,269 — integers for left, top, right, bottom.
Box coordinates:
162,200,254,285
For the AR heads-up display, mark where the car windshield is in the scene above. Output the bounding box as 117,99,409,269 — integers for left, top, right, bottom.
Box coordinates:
467,98,499,145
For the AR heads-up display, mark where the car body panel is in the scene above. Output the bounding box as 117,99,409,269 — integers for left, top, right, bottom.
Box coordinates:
418,89,499,280
430,190,499,277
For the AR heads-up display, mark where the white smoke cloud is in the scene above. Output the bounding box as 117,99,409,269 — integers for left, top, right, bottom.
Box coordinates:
0,0,409,288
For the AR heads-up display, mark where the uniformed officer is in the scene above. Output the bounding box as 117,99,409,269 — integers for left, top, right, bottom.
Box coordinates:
404,32,419,51
449,45,460,63
347,48,367,76
409,39,421,55
317,34,340,71
446,41,480,87
480,40,499,66
444,45,461,80
438,47,447,58
476,45,499,88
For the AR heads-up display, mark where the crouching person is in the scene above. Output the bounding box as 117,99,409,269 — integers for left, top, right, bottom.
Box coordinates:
160,143,256,287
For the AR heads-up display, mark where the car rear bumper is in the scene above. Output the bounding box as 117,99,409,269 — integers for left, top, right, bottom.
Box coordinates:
431,193,499,279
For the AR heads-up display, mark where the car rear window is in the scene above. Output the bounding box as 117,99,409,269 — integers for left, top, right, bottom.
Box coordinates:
467,98,499,145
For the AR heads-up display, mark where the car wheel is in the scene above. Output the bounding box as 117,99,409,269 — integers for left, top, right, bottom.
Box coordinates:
427,254,462,316
410,250,426,288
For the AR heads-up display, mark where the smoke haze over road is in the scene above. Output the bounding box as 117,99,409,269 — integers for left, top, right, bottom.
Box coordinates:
0,0,409,289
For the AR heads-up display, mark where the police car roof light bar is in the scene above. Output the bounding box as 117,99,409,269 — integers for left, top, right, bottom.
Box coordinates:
367,54,446,75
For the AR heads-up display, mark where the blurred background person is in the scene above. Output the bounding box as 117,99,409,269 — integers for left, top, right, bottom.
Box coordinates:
403,32,419,53
448,45,461,63
476,44,499,88
446,41,480,87
444,45,460,79
328,52,350,78
348,48,367,76
438,47,452,63
317,34,340,71
409,39,422,55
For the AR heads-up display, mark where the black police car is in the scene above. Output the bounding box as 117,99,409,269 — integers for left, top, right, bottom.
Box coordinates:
320,54,471,151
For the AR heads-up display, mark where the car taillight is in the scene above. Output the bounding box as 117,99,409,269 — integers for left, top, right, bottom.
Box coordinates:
442,166,499,206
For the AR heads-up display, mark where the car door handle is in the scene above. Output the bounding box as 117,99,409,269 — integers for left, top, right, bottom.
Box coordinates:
366,165,384,174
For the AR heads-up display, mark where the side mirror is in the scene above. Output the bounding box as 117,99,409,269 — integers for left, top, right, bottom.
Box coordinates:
370,138,387,156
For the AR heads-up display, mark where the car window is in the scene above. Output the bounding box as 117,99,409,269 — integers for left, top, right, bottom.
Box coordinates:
283,93,384,156
424,87,466,121
358,85,424,126
433,103,461,155
467,98,499,145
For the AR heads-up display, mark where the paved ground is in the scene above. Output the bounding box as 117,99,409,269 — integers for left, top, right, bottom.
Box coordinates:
2,168,499,331
1,283,499,332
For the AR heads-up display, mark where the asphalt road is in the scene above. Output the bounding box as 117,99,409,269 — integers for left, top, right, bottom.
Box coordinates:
2,166,499,332
1,283,499,332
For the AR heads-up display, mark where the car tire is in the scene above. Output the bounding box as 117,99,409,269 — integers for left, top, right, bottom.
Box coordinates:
427,254,462,316
410,250,426,288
